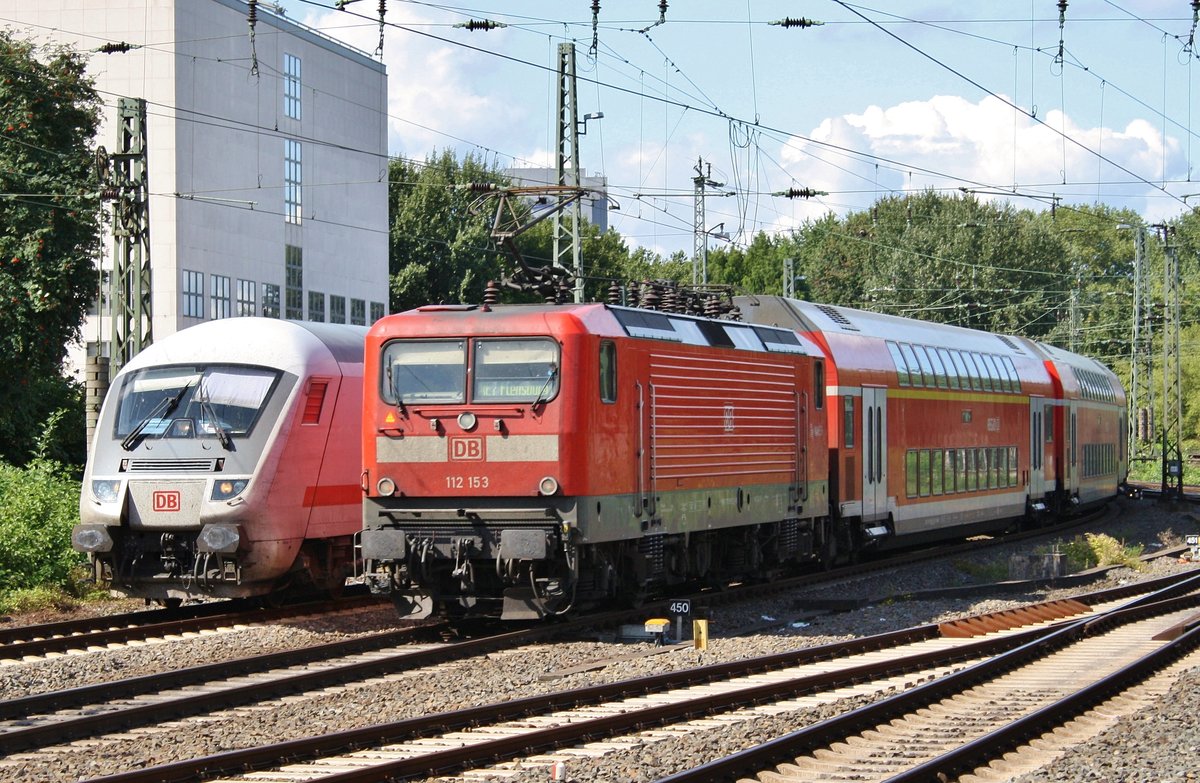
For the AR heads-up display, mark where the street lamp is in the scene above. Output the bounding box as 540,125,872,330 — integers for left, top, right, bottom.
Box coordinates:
578,112,604,135
699,222,730,285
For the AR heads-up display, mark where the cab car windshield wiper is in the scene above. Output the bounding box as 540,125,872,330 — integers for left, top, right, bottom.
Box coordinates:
120,382,192,451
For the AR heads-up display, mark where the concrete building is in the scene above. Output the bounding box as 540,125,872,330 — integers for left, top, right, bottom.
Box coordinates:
0,0,390,374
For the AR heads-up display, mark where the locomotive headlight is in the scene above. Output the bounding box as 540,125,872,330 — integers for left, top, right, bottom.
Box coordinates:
90,479,121,504
377,477,397,496
198,524,240,554
457,411,477,431
72,524,113,553
538,476,560,496
211,479,249,501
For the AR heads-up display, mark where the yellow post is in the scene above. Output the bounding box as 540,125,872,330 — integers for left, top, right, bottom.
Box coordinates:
693,619,708,650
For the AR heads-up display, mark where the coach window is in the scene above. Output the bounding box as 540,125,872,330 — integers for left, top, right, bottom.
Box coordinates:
1008,446,1018,486
937,348,960,389
912,345,936,388
981,355,1002,392
951,350,976,391
1003,357,1021,392
944,449,958,492
898,343,924,387
968,353,992,391
905,450,918,497
931,449,944,495
917,449,931,497
926,347,949,389
886,341,909,386
963,449,976,492
599,341,617,403
843,396,855,448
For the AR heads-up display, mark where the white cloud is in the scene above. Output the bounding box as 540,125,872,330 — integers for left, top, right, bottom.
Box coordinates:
777,94,1185,225
299,7,535,160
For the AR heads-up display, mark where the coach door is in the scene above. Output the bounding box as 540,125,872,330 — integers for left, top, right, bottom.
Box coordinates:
1029,398,1047,499
861,387,887,521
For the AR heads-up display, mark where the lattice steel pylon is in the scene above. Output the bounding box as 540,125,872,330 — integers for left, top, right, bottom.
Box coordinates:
107,97,152,372
552,43,584,303
1127,224,1155,462
1159,231,1184,498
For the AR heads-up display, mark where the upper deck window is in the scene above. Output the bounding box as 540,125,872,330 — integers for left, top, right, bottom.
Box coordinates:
114,365,279,441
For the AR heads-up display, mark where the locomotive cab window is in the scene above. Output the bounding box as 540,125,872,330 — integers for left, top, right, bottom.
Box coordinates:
599,340,617,403
473,339,560,403
383,340,466,404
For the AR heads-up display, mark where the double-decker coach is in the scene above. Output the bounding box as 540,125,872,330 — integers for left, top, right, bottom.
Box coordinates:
736,296,1126,557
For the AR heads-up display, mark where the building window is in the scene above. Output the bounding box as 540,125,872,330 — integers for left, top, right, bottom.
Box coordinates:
237,279,256,317
283,53,301,120
330,294,346,324
308,291,325,322
183,270,204,318
210,274,231,319
370,301,385,323
351,298,366,326
285,246,303,320
284,139,302,224
262,283,280,318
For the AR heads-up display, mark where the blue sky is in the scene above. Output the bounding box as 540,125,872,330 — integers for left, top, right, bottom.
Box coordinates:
278,1,1200,256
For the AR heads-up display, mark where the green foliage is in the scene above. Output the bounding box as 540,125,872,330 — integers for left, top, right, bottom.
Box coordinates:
1058,532,1144,572
0,460,85,594
386,150,511,311
0,31,101,468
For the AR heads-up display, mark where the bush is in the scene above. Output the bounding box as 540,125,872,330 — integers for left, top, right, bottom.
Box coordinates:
1059,532,1144,572
0,459,85,593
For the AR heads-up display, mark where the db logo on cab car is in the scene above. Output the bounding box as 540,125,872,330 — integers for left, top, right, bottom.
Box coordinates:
152,490,181,512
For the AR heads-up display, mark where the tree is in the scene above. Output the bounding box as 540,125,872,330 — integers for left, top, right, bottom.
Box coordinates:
0,31,102,467
386,150,511,312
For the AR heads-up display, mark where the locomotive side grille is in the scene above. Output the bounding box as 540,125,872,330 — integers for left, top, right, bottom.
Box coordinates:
126,459,219,472
648,352,799,483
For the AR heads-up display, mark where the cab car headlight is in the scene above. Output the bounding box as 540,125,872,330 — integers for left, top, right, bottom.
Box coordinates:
211,479,249,501
91,479,121,503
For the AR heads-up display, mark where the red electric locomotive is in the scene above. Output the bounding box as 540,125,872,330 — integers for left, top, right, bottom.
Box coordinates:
361,303,831,619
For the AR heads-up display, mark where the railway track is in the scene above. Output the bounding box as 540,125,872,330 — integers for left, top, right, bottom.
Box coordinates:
0,592,385,661
51,569,1200,783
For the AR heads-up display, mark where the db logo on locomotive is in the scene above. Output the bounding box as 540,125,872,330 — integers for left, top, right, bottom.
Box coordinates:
449,436,484,461
152,490,181,512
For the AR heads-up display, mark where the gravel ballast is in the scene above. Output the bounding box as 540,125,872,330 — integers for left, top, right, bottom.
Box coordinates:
2,496,1197,783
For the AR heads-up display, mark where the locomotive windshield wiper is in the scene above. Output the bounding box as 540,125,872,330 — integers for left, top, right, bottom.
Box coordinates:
531,363,559,411
121,381,193,451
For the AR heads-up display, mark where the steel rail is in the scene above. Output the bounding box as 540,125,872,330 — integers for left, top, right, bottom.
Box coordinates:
0,593,381,659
